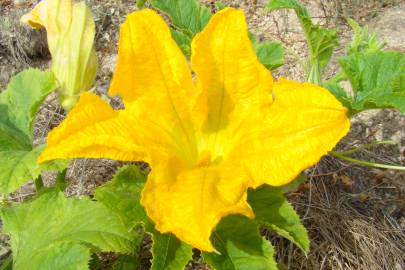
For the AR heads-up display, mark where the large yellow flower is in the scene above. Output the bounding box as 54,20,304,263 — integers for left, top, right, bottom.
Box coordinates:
39,8,350,251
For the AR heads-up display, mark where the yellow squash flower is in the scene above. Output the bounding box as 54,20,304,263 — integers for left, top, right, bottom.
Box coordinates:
21,0,98,110
38,8,350,251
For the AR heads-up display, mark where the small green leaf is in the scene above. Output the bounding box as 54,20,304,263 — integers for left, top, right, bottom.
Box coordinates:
0,69,57,139
346,19,385,55
0,69,66,194
255,41,285,70
215,1,226,11
171,29,192,57
203,215,278,270
248,185,310,253
150,230,193,270
136,0,148,8
150,0,212,37
280,174,307,193
1,190,137,270
340,51,405,114
267,0,338,82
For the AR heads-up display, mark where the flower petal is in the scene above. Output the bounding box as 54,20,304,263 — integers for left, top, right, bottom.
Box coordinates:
38,93,146,163
109,9,198,163
141,156,254,252
234,79,350,187
191,7,273,133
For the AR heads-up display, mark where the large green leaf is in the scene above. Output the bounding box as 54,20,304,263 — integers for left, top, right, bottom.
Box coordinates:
95,166,193,270
248,185,310,253
340,51,405,114
0,69,66,194
267,0,338,82
1,190,137,270
255,42,285,70
203,215,278,270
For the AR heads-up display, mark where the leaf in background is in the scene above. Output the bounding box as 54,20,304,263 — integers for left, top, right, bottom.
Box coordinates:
0,190,137,270
112,255,140,270
171,29,192,58
340,51,405,114
248,185,310,253
0,69,66,194
267,0,338,81
255,41,285,70
149,0,212,37
203,215,278,270
95,166,193,270
346,19,385,55
136,0,148,8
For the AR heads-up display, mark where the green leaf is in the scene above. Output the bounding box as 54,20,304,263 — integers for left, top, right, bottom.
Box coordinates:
171,30,192,58
267,0,338,82
149,0,212,37
95,166,193,270
203,215,278,270
280,174,307,193
346,19,385,55
95,165,148,228
1,190,137,270
255,41,285,70
248,185,310,253
0,69,66,194
340,51,405,114
0,145,66,194
112,255,141,270
150,230,193,270
0,69,57,139
136,0,148,8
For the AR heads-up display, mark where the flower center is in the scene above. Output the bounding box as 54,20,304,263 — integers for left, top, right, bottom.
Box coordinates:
196,150,212,167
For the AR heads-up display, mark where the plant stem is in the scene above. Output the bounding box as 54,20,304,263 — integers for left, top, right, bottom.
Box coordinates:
336,140,397,155
307,61,322,85
331,152,405,171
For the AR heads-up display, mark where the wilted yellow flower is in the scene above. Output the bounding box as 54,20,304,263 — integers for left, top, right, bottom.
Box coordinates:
21,0,97,110
39,8,350,251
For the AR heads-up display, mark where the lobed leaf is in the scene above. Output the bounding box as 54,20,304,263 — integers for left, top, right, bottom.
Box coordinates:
248,185,310,253
1,190,137,270
339,51,405,114
203,215,278,270
0,69,66,194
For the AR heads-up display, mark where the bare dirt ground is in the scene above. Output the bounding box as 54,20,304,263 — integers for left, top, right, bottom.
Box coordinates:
0,0,405,269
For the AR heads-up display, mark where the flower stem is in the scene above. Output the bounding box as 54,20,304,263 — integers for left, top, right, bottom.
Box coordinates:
331,151,405,171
